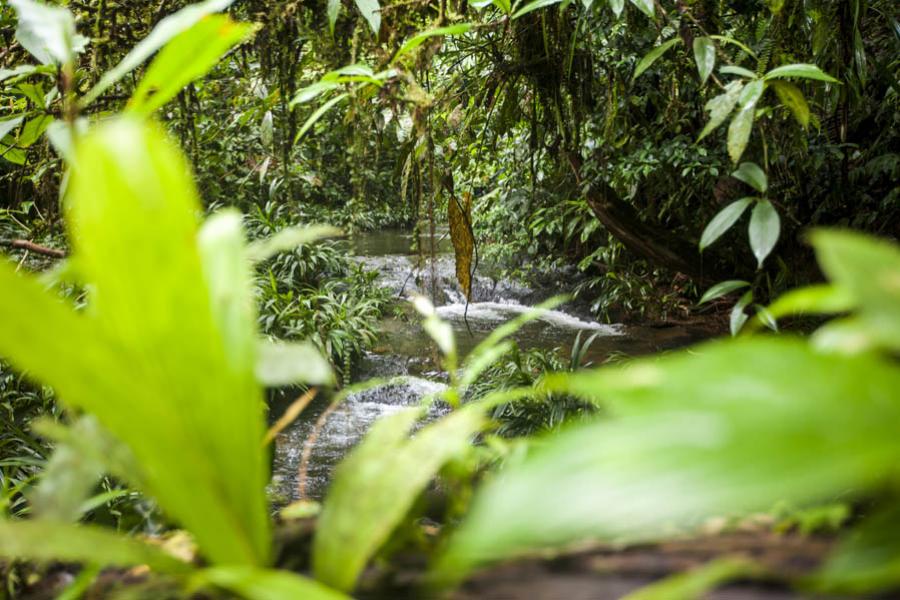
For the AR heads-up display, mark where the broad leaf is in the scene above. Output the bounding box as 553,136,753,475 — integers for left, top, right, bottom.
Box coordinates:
448,192,475,300
699,197,753,250
81,0,236,108
698,280,749,305
10,0,88,65
818,506,900,594
632,38,680,80
608,0,624,17
327,0,342,34
0,520,191,574
748,200,780,267
692,37,715,85
128,15,255,116
698,80,743,141
439,339,900,580
765,63,840,83
727,106,754,163
731,162,767,193
770,80,810,128
315,405,485,591
354,0,381,34
810,230,900,349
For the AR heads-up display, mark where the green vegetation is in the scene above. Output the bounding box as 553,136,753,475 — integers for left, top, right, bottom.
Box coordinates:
0,0,898,598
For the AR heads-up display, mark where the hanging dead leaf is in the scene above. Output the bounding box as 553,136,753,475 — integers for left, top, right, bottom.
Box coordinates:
449,191,475,301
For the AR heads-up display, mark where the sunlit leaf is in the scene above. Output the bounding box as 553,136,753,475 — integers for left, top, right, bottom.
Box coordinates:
10,0,88,65
327,0,342,34
81,0,237,108
439,339,900,580
315,405,486,591
128,15,255,116
748,200,780,268
699,198,753,250
770,80,810,128
0,520,191,574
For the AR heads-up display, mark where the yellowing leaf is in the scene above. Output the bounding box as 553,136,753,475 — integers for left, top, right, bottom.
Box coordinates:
449,191,476,301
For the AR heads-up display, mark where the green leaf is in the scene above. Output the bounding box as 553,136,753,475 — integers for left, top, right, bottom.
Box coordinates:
699,198,753,250
770,80,810,128
128,15,255,116
818,506,900,594
764,63,840,83
632,38,680,80
698,280,749,305
80,0,237,108
260,110,274,147
628,0,655,18
608,0,624,17
748,200,780,268
246,224,342,262
0,117,24,143
45,119,269,566
294,93,349,143
327,0,342,34
512,0,563,19
394,24,472,59
10,0,88,65
255,341,334,386
731,162,767,193
354,0,381,34
623,558,761,600
727,106,754,163
0,520,191,574
692,37,715,85
291,81,342,106
730,290,753,335
198,566,349,600
697,80,742,141
440,338,900,580
315,405,486,591
810,231,900,349
17,114,53,147
709,36,757,59
719,65,757,78
766,284,855,321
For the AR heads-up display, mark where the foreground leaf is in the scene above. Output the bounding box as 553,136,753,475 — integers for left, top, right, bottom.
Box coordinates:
198,566,348,600
10,0,88,65
0,520,191,574
438,338,900,581
315,405,486,592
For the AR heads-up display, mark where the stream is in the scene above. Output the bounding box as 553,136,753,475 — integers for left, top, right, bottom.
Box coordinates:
270,230,707,502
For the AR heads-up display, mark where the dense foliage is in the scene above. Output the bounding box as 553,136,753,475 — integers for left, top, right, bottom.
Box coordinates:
0,0,898,598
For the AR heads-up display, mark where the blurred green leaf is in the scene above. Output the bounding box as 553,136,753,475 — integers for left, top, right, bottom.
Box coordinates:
10,0,88,65
770,80,810,128
128,14,255,116
0,520,191,574
623,557,762,600
315,405,486,592
394,24,472,60
197,566,348,600
354,0,381,34
439,338,900,581
255,341,334,386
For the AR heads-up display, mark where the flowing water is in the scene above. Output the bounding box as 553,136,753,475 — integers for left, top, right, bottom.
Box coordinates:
270,230,707,502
